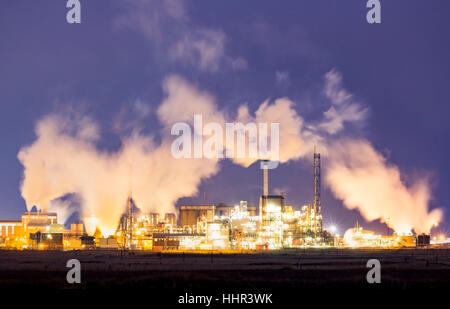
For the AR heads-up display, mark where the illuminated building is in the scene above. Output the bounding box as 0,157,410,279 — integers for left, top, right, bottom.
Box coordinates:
179,205,215,228
152,233,206,251
165,213,177,226
343,223,384,247
98,238,119,249
0,220,23,248
0,149,431,251
343,223,416,248
417,234,431,246
22,211,57,234
259,195,284,249
179,204,257,228
393,234,415,247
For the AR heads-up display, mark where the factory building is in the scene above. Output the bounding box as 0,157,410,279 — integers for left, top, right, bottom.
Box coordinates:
0,211,60,249
0,220,22,237
179,205,215,227
341,222,418,248
22,211,57,234
30,225,64,250
259,195,284,249
63,222,86,249
0,220,22,248
152,232,206,251
179,204,257,228
114,195,180,250
0,150,330,250
175,154,327,250
0,148,436,251
215,203,257,217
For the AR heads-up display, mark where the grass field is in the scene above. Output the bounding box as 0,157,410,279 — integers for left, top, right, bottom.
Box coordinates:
0,248,449,290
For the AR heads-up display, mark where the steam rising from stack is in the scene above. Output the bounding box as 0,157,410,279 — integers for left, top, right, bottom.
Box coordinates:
17,70,443,235
325,139,442,234
18,114,219,235
262,160,269,196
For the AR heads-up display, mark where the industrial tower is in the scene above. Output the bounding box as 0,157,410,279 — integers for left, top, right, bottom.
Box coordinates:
122,193,134,249
123,165,134,249
313,146,323,237
259,160,284,248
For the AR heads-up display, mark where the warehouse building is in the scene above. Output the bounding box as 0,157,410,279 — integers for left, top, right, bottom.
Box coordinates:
179,203,257,228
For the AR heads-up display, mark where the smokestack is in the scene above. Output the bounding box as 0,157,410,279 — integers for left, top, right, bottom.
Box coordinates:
313,145,321,216
262,160,269,196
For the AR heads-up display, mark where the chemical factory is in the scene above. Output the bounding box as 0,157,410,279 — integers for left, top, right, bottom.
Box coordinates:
0,149,445,251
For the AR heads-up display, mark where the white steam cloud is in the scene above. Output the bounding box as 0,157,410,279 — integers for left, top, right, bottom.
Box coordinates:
325,139,442,234
319,69,369,134
18,70,443,235
18,78,222,235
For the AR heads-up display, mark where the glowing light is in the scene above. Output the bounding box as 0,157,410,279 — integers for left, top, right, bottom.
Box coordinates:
84,214,99,236
101,227,115,237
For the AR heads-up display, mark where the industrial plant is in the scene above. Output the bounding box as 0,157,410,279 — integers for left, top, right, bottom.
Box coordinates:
0,149,444,251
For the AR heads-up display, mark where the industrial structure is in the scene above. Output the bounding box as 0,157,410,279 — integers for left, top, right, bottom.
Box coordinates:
313,146,322,237
0,149,442,251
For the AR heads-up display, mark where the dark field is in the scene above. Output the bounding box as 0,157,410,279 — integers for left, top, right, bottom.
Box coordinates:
0,248,449,291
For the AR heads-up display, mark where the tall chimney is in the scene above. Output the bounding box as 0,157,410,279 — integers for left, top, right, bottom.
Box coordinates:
262,160,269,196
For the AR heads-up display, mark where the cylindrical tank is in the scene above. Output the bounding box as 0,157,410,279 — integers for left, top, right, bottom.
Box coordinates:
164,213,176,226
150,213,159,226
70,222,84,235
417,234,430,247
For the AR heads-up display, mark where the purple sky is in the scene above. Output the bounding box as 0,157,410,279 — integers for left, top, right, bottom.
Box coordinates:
0,0,449,235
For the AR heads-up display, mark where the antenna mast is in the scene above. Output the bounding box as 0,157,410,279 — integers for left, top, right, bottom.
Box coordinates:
313,146,322,237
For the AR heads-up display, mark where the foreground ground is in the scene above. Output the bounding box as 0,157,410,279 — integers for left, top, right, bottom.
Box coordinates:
0,248,449,292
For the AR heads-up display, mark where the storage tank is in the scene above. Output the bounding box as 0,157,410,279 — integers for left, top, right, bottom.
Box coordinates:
70,222,84,235
164,213,176,226
150,213,159,226
98,238,119,249
394,234,415,247
417,234,430,247
343,225,382,247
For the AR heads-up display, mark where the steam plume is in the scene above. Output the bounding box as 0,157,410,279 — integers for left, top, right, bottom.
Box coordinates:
18,70,443,236
325,139,443,234
18,80,221,235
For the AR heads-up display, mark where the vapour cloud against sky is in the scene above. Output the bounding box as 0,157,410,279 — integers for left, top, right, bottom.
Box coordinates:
0,0,449,234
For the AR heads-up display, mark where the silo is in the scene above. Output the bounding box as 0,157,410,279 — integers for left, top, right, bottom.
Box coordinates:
164,213,176,226
150,213,159,226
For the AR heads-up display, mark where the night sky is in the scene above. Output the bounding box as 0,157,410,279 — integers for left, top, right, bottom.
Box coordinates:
0,0,449,235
